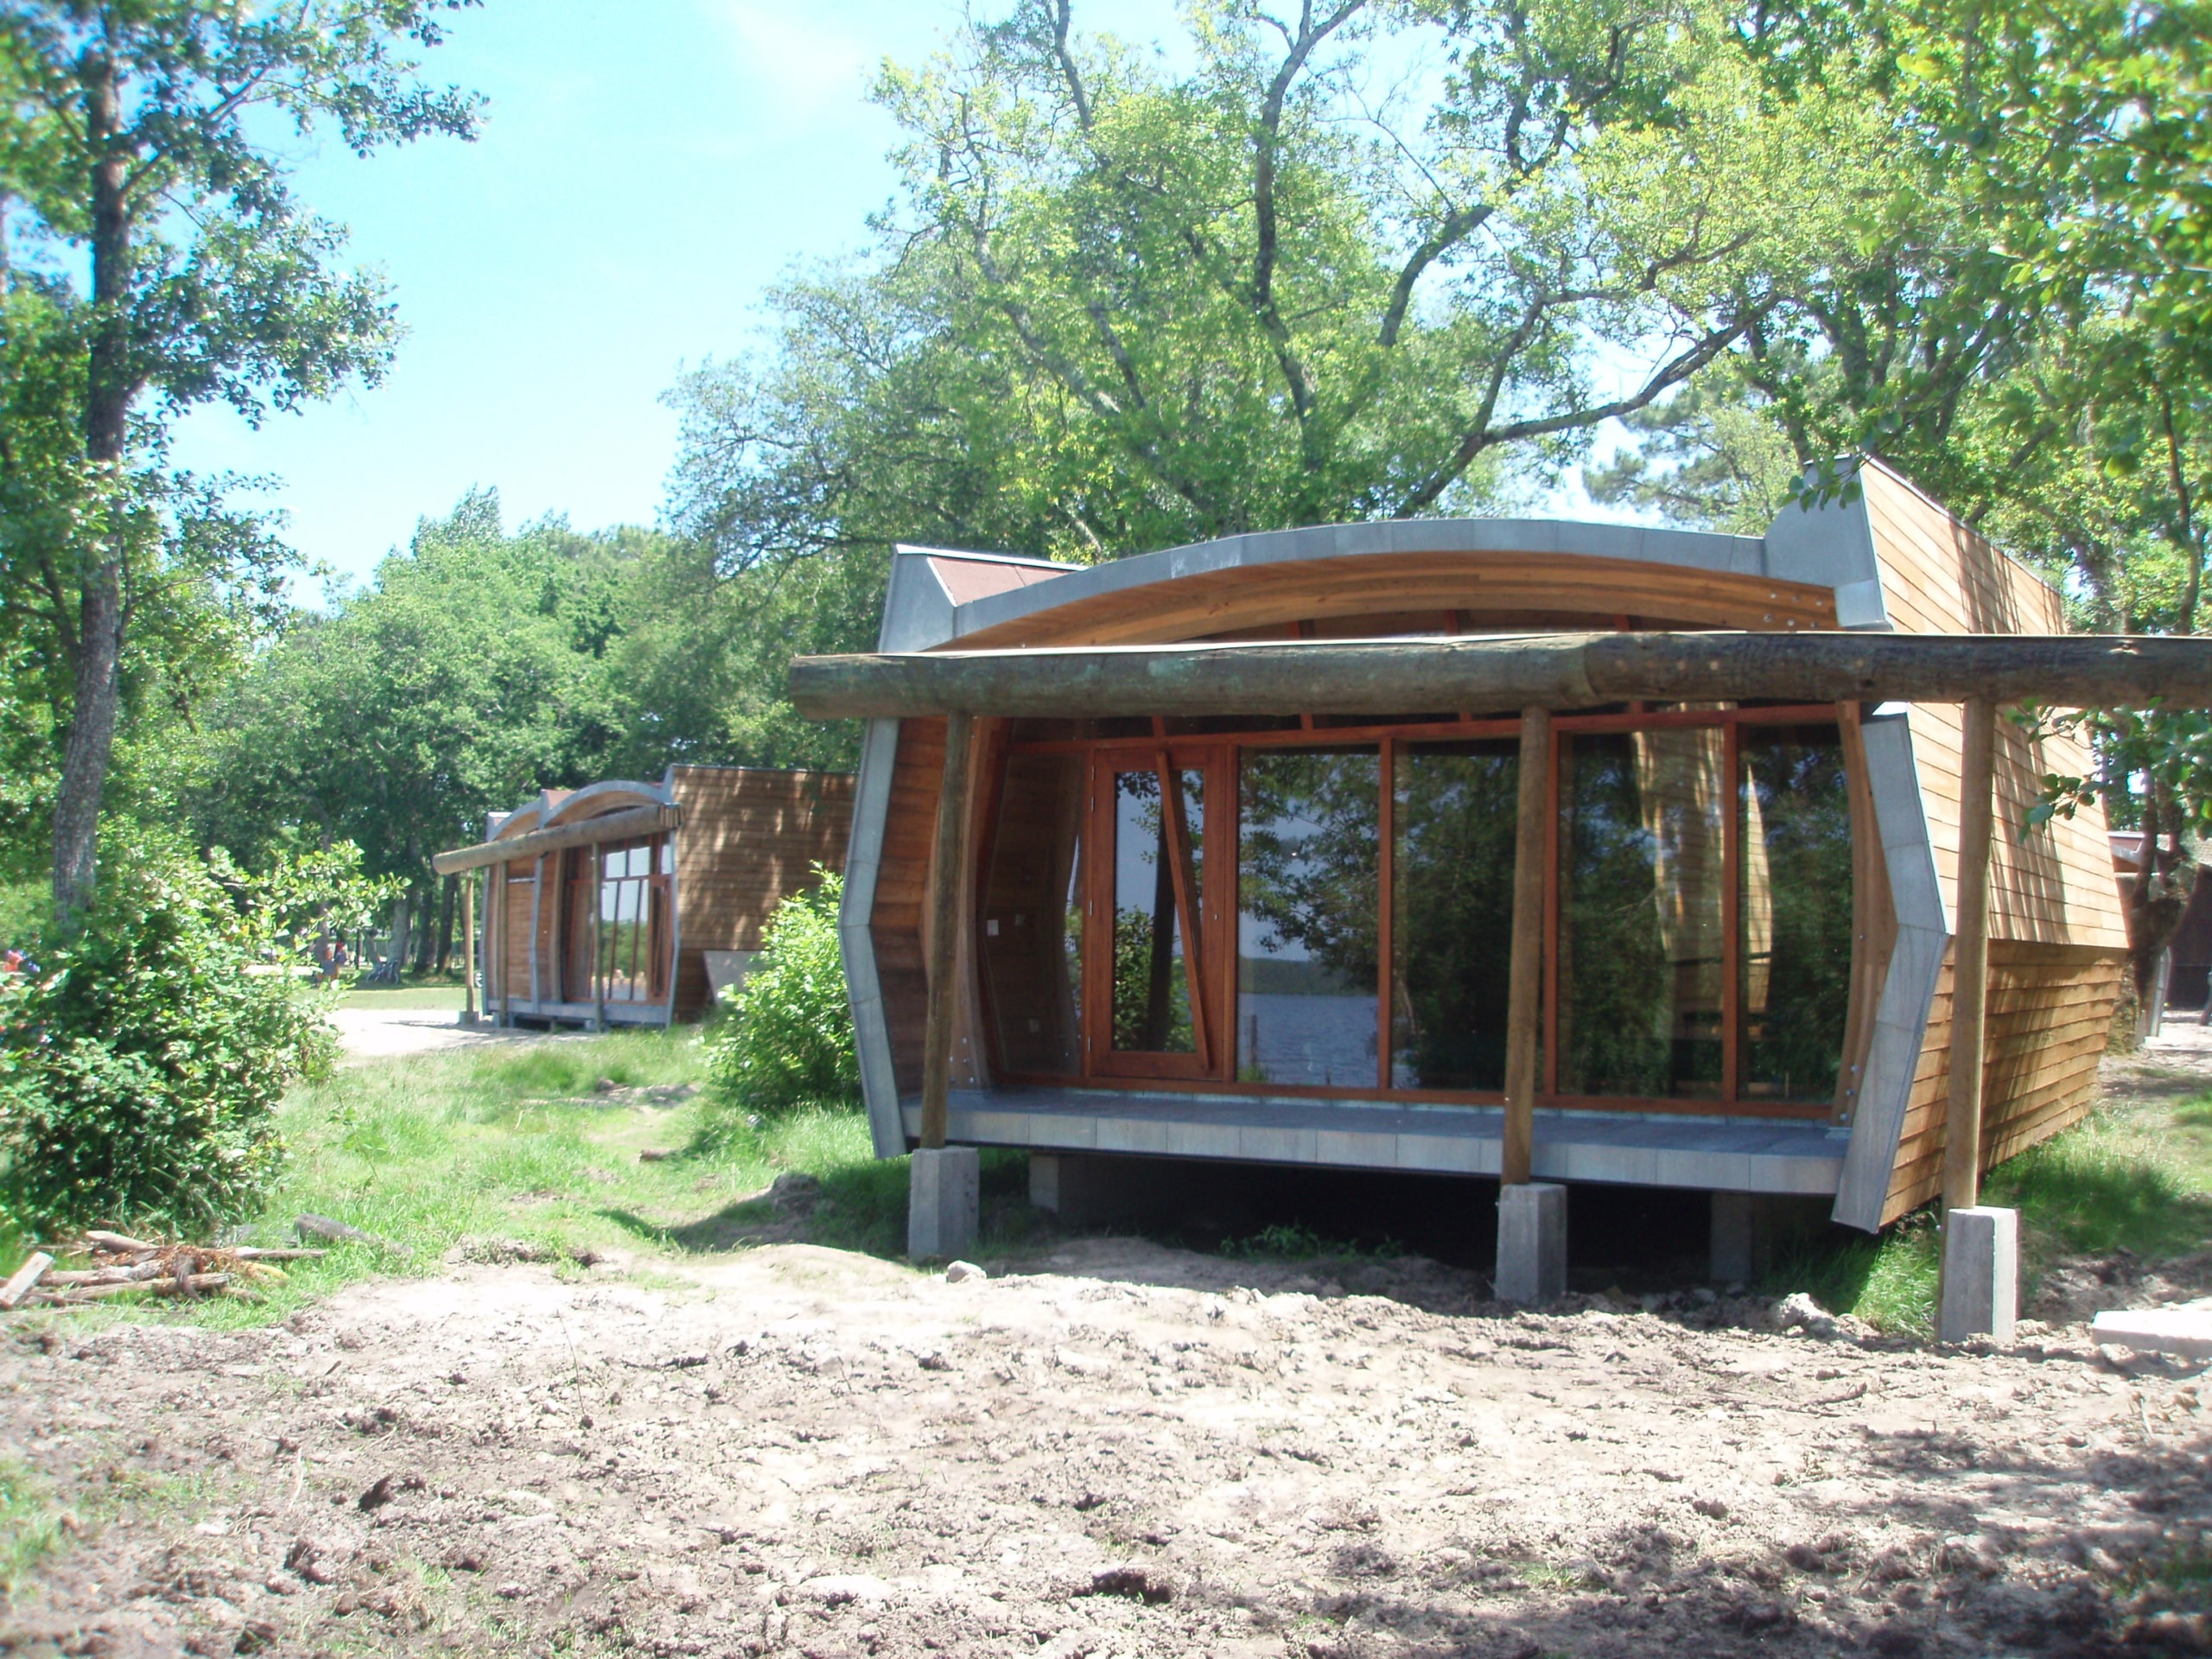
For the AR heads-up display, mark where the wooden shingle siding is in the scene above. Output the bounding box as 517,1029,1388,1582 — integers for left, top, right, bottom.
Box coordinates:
668,766,855,1018
1880,942,2126,1222
1861,461,2128,1223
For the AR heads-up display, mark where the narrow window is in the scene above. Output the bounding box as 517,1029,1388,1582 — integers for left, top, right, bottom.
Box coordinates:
982,753,1085,1075
1109,765,1206,1055
1236,747,1379,1086
1738,724,1853,1101
1391,739,1519,1090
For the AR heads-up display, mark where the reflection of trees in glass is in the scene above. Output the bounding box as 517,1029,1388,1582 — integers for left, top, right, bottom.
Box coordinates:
981,754,1083,1072
1392,743,1516,1090
1236,748,1380,1086
1110,767,1204,1052
1740,727,1853,1102
1560,733,1713,1096
1113,906,1194,1051
1236,749,1379,992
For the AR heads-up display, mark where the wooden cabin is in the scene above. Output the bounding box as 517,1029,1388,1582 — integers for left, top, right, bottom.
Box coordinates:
836,460,2128,1232
435,765,854,1028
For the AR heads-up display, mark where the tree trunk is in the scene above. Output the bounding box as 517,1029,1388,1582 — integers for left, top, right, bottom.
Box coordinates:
50,570,121,921
50,39,137,928
390,898,410,978
432,876,456,977
2126,784,2194,1025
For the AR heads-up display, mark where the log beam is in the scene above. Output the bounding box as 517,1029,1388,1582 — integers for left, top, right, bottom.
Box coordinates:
1502,707,1550,1185
790,632,2212,721
919,713,976,1151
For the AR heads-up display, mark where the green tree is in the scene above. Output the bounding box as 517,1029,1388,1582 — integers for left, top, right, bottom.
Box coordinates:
185,493,628,923
0,0,479,927
669,0,1874,564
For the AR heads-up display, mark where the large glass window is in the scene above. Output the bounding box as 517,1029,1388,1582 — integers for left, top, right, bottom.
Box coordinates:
981,754,1084,1075
1109,764,1207,1056
1236,748,1379,1087
1558,730,1727,1098
988,708,1852,1115
1392,740,1519,1090
1739,725,1854,1102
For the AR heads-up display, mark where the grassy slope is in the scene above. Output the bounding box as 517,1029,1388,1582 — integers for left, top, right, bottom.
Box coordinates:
11,1015,2212,1341
14,1027,1046,1335
1777,1078,2212,1334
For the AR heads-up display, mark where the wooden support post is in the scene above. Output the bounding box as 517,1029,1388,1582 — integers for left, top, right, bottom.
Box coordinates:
590,842,607,1032
461,870,478,1022
1944,696,1998,1213
1502,706,1551,1186
498,861,512,1027
919,713,976,1151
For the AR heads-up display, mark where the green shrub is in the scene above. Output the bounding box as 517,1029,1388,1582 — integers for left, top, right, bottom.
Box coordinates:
702,868,858,1121
0,847,345,1239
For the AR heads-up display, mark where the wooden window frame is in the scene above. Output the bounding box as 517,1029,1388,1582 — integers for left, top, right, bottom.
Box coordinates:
1084,744,1230,1080
986,702,1853,1120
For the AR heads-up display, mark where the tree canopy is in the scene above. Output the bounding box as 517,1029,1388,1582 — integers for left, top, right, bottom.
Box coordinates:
0,0,479,925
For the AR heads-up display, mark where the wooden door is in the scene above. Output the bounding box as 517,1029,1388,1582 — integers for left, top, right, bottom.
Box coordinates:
1085,746,1224,1078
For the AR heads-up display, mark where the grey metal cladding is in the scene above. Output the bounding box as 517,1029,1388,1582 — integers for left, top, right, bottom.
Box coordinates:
1761,461,1891,630
842,715,911,1159
1831,709,1948,1231
878,549,964,653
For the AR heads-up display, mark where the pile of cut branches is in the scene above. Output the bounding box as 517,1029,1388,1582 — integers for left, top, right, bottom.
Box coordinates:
0,1230,326,1311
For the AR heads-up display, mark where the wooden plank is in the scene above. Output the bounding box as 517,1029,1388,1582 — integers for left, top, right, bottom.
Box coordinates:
1502,707,1550,1186
0,1253,53,1310
919,713,976,1149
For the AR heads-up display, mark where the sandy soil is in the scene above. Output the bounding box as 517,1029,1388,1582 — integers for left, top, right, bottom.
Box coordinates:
7,1236,2212,1659
8,1063,2212,1657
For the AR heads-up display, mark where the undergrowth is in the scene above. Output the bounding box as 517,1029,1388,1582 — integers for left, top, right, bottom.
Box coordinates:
1767,1078,2212,1336
0,1459,65,1601
1221,1221,1406,1262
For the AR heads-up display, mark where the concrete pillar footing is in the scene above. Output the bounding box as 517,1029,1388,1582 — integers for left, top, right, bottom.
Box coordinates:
1939,1205,2018,1344
908,1147,979,1262
1496,1182,1567,1305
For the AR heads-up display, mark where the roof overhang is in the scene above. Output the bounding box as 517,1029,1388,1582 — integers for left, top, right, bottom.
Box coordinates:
434,802,682,875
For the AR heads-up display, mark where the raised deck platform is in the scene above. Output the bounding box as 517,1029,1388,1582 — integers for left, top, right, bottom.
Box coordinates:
900,1087,1848,1195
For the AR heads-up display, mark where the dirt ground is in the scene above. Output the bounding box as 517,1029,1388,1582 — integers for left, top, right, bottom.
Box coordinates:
10,1071,2212,1657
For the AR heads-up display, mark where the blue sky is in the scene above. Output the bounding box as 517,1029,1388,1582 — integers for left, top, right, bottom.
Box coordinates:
172,0,1190,593
171,0,1644,597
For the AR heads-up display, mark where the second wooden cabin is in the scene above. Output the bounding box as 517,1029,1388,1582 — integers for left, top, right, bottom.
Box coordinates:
435,764,854,1028
838,459,2127,1233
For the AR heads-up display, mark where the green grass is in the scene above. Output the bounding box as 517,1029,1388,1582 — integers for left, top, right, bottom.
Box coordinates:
1769,1078,2212,1337
0,1460,67,1600
336,983,468,1011
7,1027,1056,1332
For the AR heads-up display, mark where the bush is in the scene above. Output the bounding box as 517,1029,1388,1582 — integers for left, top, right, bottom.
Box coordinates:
703,868,858,1121
0,848,341,1239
